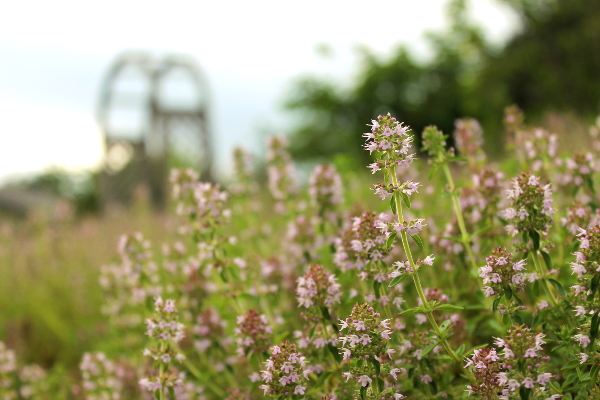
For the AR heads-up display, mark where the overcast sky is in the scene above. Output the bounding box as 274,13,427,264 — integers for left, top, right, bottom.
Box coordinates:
0,0,519,183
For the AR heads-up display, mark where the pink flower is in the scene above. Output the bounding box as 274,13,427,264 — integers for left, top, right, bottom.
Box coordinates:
523,348,538,357
389,368,401,380
294,386,306,395
342,372,352,382
537,373,552,385
522,377,535,388
420,374,432,384
574,306,587,316
574,334,591,347
357,375,372,387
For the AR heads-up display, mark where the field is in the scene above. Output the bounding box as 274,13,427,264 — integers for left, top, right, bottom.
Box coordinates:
2,109,600,400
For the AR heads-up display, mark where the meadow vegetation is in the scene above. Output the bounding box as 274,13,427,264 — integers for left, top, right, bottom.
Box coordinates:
2,107,600,399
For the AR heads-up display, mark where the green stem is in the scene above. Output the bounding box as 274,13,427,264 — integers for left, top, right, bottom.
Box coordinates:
391,168,466,369
159,343,166,400
442,164,478,273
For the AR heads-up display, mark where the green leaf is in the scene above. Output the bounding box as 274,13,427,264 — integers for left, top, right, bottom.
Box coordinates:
511,313,524,325
421,342,439,357
360,385,367,400
591,364,599,387
564,373,579,388
457,343,466,357
410,234,424,250
388,274,407,287
492,295,504,313
591,274,600,297
435,304,464,311
390,195,397,215
219,269,228,283
373,281,381,299
386,232,397,249
504,284,513,300
327,344,342,363
562,360,583,370
513,293,524,306
531,314,540,329
519,386,530,400
428,164,440,180
529,230,540,250
532,280,541,297
548,278,566,297
502,313,511,326
541,251,553,270
370,358,381,375
591,312,600,339
400,192,411,208
321,306,332,321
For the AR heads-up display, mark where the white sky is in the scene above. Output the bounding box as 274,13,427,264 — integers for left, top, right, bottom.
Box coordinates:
0,0,519,183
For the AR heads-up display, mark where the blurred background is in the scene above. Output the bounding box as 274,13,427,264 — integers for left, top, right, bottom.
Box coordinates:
0,0,599,214
1,0,600,381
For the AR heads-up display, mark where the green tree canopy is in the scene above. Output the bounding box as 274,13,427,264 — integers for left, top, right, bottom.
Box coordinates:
283,0,600,165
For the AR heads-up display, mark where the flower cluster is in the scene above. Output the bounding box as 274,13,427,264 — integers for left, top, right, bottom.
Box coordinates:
266,136,298,205
479,247,528,299
338,303,393,361
464,347,503,399
338,304,407,399
231,147,257,195
493,325,552,396
377,216,426,237
18,365,46,400
234,309,272,355
465,326,553,398
79,352,123,400
391,254,435,276
371,180,420,201
193,308,228,353
454,118,485,165
364,113,415,168
469,166,505,222
569,225,600,280
170,169,231,235
555,152,598,190
100,232,161,327
501,172,555,236
522,128,558,172
296,264,342,317
139,297,186,394
0,342,18,399
0,342,46,400
561,202,600,235
259,342,310,396
285,215,322,262
333,212,393,278
308,163,343,218
421,125,452,164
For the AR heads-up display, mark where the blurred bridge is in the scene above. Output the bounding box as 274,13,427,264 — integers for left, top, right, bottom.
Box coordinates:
96,51,212,209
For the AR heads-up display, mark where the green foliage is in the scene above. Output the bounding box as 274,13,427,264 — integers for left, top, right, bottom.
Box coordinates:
284,0,600,163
